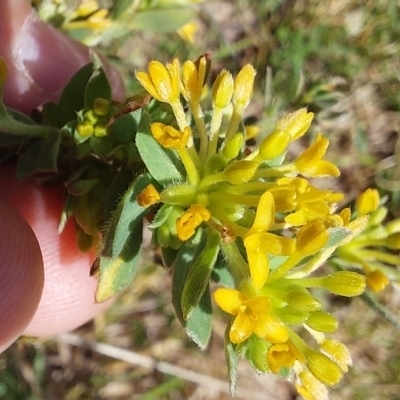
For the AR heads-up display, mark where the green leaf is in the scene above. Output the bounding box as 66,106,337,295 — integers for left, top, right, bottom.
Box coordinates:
96,220,143,302
225,325,239,396
161,247,179,269
111,0,133,18
326,227,352,248
102,168,133,223
67,179,99,196
89,135,114,159
126,8,197,33
108,110,141,143
95,173,154,302
172,237,213,349
16,130,61,179
136,111,185,185
103,173,153,258
44,63,94,127
181,229,220,320
211,254,235,288
246,335,269,373
149,204,173,229
84,66,112,109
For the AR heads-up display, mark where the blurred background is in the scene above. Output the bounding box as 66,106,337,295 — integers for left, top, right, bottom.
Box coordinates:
1,1,400,399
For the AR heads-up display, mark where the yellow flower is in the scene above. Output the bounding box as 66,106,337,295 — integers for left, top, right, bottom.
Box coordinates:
267,341,297,374
294,133,340,177
320,339,352,373
366,270,390,292
244,191,295,289
295,368,329,400
176,204,210,241
268,177,343,226
212,69,234,109
275,108,314,141
244,232,295,289
232,64,256,112
259,129,291,160
150,123,190,150
177,21,199,43
136,60,181,104
137,184,160,207
214,288,289,344
296,219,331,255
356,188,380,216
181,56,207,104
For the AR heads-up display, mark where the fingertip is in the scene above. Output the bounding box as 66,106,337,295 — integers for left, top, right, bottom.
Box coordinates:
0,166,112,338
0,199,44,353
0,2,125,114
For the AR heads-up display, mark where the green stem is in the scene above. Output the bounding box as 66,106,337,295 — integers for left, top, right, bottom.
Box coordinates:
198,171,226,191
178,148,199,186
361,291,400,332
225,109,242,142
190,101,208,164
225,181,275,195
171,101,189,132
359,249,400,265
207,107,223,158
221,241,249,286
268,251,304,282
208,192,260,207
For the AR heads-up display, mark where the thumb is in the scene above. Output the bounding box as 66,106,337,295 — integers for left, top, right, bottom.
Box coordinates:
0,0,125,114
0,199,44,353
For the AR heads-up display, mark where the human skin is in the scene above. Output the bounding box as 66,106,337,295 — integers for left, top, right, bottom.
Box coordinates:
0,0,125,352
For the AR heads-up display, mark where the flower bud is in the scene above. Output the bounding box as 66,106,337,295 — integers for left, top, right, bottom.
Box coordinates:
267,342,296,374
356,188,379,216
386,219,400,234
84,109,99,125
160,184,197,206
306,311,338,333
296,220,330,255
307,351,343,386
94,125,108,137
77,121,94,137
222,133,244,161
387,232,400,250
93,98,110,116
232,64,256,111
212,69,234,109
275,108,314,141
137,184,160,207
224,160,259,184
296,369,329,400
322,271,366,297
368,206,388,226
259,129,290,160
320,339,352,373
366,270,389,293
286,286,321,312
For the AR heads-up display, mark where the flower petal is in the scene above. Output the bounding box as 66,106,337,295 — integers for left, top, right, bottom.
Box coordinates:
229,311,253,343
214,288,246,315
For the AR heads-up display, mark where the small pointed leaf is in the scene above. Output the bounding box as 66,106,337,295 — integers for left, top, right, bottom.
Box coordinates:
181,229,220,320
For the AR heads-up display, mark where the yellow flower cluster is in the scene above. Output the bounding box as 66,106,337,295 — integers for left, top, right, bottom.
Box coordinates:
336,188,400,292
135,57,367,399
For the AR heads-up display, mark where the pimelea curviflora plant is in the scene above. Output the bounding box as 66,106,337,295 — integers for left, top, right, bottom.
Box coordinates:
1,55,399,400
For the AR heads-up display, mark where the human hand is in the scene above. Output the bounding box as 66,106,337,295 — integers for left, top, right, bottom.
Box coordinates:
0,0,125,352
